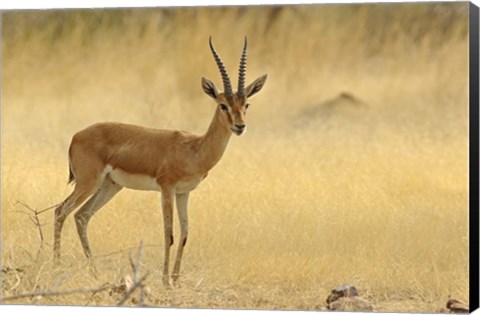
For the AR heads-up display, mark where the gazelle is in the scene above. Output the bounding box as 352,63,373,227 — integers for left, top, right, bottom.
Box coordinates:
53,37,267,286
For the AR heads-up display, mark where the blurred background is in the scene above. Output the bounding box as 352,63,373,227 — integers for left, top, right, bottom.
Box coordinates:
1,3,470,311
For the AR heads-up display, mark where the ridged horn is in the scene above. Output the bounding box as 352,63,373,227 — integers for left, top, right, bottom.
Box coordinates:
237,37,248,97
209,36,233,96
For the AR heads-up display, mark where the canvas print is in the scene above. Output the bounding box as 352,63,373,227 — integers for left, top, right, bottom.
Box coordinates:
1,2,476,313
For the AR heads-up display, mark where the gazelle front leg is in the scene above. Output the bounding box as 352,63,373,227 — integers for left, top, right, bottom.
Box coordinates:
172,192,189,284
161,188,175,287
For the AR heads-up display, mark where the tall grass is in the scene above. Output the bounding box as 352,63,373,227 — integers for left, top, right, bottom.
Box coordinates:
1,3,470,311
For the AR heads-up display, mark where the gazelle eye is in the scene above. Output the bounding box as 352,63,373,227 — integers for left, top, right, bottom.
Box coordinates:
219,104,228,112
245,103,250,110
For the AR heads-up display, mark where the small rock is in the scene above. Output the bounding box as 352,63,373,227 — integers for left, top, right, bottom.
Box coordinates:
326,284,359,304
109,275,133,296
124,275,134,291
328,296,373,311
109,284,127,296
446,298,469,313
325,285,373,311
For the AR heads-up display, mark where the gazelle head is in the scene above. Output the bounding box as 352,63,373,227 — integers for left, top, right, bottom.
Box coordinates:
202,36,267,136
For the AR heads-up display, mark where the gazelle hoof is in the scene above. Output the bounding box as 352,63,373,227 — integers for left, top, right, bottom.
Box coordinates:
171,275,182,287
162,276,173,289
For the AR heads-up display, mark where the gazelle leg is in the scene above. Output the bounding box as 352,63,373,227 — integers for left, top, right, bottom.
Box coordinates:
54,184,99,261
172,192,189,284
161,188,175,287
74,176,122,260
54,149,106,262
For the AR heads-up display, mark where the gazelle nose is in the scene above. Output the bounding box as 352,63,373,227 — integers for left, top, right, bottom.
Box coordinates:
235,124,245,130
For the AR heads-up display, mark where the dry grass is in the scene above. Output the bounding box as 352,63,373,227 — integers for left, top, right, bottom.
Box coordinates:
1,3,470,312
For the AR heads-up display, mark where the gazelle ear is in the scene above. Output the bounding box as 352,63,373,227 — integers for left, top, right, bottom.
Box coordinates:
245,74,267,98
202,77,219,99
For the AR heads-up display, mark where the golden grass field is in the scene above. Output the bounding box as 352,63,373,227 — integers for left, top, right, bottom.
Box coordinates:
1,3,470,312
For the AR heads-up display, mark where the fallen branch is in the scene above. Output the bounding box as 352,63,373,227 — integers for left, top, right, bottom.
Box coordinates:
0,284,115,302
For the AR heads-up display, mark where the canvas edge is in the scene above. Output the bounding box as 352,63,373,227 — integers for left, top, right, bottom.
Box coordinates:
469,1,480,313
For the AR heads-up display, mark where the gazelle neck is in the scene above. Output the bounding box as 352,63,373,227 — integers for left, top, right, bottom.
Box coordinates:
198,109,232,172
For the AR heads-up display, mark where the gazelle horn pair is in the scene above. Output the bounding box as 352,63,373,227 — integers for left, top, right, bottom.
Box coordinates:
209,36,248,97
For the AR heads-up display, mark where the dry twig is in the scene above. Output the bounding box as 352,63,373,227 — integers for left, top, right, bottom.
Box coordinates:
14,201,57,262
116,273,149,306
116,241,150,306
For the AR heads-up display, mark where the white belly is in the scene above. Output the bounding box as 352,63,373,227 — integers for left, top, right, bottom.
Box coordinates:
108,166,161,191
175,177,204,194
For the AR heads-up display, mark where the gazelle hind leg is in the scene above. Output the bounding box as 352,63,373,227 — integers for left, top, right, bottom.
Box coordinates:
53,184,99,261
74,176,122,259
172,192,189,284
54,155,106,261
